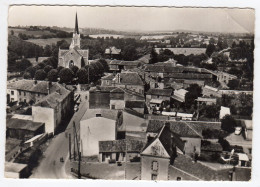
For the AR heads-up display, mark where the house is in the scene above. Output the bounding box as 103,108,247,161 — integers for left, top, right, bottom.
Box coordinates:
216,72,237,84
241,120,253,141
196,97,217,105
110,87,125,110
237,153,251,167
201,140,223,159
138,54,151,64
6,118,45,141
202,85,222,98
146,88,173,105
80,109,119,157
141,125,185,180
58,13,89,69
5,162,29,178
146,120,203,156
6,80,73,105
113,72,145,94
219,106,231,119
108,60,142,72
125,100,146,114
172,89,188,103
101,74,115,86
99,139,146,163
32,83,74,134
105,46,121,59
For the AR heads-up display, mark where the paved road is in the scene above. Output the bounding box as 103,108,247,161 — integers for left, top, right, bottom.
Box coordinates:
30,91,89,179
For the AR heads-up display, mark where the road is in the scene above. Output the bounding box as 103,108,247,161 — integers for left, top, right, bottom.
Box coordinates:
30,91,89,179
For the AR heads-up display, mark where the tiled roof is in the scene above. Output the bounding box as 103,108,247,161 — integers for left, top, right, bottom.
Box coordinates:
164,73,212,79
7,118,44,131
7,80,69,95
109,60,142,66
99,139,146,153
147,120,202,138
101,74,115,80
201,141,223,152
89,86,117,92
118,72,144,86
34,83,72,109
146,88,173,96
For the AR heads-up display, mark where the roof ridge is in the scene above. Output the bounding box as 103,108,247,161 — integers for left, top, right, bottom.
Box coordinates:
183,121,202,138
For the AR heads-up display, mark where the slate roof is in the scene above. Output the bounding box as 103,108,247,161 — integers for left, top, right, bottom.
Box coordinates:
7,118,44,132
118,72,144,85
99,139,146,153
146,88,173,96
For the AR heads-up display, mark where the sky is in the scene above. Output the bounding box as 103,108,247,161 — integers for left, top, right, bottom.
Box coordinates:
8,6,255,33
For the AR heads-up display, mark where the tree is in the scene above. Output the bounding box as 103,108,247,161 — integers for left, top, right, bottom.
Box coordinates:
57,66,64,73
59,68,74,83
70,65,79,76
212,53,228,65
23,72,32,79
47,69,58,82
43,65,53,73
121,45,138,61
149,48,158,64
34,69,47,80
76,68,89,84
199,104,220,119
98,59,109,72
16,58,32,71
43,45,52,57
38,62,46,69
25,66,36,78
185,84,202,109
206,44,216,57
227,79,240,90
221,115,236,133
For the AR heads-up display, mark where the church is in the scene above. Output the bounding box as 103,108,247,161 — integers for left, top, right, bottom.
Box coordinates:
58,13,89,69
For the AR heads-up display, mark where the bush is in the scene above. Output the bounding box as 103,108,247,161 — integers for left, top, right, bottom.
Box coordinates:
43,65,53,73
23,72,32,79
76,68,89,84
218,138,231,151
25,66,37,78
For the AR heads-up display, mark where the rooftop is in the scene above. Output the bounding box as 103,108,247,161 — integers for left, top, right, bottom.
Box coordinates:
117,72,144,86
5,162,27,173
146,88,173,96
99,139,146,153
7,118,44,132
81,109,119,121
101,74,115,80
105,46,121,55
125,101,145,108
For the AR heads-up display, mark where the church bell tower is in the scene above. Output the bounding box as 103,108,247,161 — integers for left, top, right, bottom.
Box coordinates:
70,13,81,50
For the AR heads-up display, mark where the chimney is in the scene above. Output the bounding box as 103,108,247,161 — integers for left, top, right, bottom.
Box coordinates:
47,81,52,94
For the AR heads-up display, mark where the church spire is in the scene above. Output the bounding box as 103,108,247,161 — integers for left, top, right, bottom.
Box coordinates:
75,12,79,34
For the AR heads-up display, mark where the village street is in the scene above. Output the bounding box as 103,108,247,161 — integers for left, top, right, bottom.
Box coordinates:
30,91,89,179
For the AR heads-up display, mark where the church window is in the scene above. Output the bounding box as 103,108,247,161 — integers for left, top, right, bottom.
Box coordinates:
69,60,74,68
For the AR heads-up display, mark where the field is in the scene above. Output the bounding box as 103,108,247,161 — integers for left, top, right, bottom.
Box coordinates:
155,47,207,56
27,38,71,47
8,28,56,37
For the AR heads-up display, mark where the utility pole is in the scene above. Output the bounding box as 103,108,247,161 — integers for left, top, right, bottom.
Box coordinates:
69,133,71,160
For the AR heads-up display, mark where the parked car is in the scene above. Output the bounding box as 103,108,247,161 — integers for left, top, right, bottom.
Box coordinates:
235,127,242,135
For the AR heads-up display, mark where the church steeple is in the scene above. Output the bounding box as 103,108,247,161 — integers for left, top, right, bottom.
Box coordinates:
75,12,79,34
70,12,81,50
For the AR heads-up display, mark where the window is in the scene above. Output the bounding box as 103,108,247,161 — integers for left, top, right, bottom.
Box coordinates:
177,177,182,181
24,99,26,103
11,98,14,101
96,114,102,117
24,92,26,96
151,174,157,180
11,91,14,95
111,105,115,109
152,161,158,171
19,91,21,95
